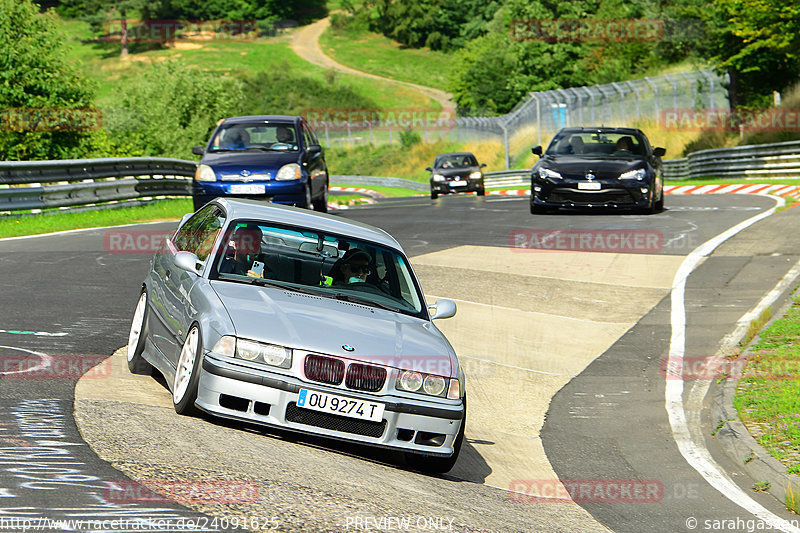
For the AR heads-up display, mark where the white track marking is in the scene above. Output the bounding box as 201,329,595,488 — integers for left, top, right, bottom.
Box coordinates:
666,194,800,531
0,346,53,375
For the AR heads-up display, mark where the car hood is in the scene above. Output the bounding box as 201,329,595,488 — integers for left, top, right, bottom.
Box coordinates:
432,167,480,179
541,156,644,179
201,151,300,172
210,281,457,376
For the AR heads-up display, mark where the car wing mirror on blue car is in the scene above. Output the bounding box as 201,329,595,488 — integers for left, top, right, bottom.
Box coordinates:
192,146,204,156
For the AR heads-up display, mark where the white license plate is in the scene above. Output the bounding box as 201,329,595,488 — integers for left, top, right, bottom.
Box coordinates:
297,389,385,422
230,184,266,194
578,182,601,190
450,180,467,187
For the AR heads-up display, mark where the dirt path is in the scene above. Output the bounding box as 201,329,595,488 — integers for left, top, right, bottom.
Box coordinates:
290,17,454,111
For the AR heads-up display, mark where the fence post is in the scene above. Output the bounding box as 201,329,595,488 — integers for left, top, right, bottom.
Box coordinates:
645,77,659,122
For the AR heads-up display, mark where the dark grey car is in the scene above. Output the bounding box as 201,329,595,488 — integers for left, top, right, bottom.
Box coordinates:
427,152,486,199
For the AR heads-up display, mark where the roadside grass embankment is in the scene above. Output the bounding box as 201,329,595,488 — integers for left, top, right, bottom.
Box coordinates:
734,291,800,478
320,19,453,93
0,199,192,239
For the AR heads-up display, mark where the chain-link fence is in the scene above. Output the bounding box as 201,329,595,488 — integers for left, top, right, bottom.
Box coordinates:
311,69,730,169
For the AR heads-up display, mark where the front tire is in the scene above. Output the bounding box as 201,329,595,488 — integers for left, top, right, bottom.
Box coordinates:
655,190,664,212
430,189,438,200
173,324,203,416
127,290,152,374
312,182,328,213
477,188,485,196
404,397,466,474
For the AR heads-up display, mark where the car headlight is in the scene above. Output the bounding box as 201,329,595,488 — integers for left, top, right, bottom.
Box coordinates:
432,174,445,182
396,370,450,397
275,163,301,181
538,168,562,180
469,171,482,180
619,169,646,180
235,339,292,368
195,164,216,182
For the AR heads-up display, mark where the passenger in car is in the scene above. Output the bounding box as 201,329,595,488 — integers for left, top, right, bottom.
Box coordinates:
329,248,372,285
218,224,265,278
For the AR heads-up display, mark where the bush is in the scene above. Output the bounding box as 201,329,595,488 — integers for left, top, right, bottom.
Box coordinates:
399,128,422,148
104,60,243,159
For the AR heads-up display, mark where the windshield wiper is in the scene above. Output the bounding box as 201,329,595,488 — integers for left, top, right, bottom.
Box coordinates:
334,292,400,313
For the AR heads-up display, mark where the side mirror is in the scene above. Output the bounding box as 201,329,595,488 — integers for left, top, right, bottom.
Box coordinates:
428,298,456,320
174,251,201,276
480,163,487,168
531,146,543,156
177,213,193,229
192,146,205,156
425,166,432,172
307,144,322,155
653,147,666,157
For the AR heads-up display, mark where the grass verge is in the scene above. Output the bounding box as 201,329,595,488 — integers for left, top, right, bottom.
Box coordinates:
0,199,192,238
319,23,452,92
733,291,800,475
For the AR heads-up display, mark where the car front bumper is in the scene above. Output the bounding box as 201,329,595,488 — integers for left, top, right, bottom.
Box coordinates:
192,180,308,207
196,355,465,457
531,184,653,209
431,179,484,194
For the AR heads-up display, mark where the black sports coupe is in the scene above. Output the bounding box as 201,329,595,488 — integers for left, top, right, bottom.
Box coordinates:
530,127,666,214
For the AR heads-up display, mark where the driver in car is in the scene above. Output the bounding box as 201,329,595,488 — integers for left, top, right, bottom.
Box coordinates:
219,224,265,278
275,126,294,144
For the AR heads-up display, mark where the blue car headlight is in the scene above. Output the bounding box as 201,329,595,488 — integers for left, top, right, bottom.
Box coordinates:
195,164,216,182
276,163,301,181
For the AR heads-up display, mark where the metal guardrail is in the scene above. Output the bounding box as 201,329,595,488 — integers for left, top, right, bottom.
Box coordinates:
0,157,197,211
662,140,800,181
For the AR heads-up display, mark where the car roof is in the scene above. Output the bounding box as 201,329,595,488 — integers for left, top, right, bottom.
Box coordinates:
556,126,645,136
213,198,403,251
436,152,476,158
220,115,300,125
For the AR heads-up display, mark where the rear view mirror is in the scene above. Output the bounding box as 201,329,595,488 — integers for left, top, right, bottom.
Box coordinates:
425,167,432,172
531,146,543,156
653,147,666,157
192,146,204,156
428,299,456,320
175,251,201,276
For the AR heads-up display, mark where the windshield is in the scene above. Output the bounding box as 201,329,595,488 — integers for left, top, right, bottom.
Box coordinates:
546,131,645,159
209,123,299,152
435,154,478,169
210,220,426,318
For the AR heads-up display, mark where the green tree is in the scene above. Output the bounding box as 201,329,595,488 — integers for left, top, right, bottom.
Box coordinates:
696,0,800,108
0,0,96,160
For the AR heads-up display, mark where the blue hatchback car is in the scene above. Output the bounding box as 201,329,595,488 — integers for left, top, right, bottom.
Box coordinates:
191,115,329,212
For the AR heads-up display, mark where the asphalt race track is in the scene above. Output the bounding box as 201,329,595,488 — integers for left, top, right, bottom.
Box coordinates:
2,193,800,533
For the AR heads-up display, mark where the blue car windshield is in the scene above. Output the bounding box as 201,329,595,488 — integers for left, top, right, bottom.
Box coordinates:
210,220,426,318
209,123,300,152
